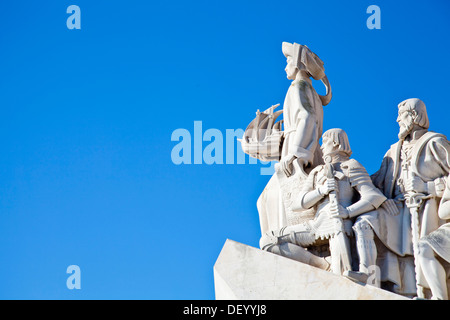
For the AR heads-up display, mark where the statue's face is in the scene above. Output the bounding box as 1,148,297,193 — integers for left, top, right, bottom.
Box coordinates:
397,108,414,139
285,55,298,80
320,136,339,158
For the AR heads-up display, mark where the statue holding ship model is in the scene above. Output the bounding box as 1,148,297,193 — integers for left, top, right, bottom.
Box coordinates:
238,42,450,299
241,42,332,240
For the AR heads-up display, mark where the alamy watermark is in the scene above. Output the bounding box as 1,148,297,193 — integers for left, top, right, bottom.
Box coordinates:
67,5,81,30
367,5,381,30
367,265,381,287
66,265,81,290
170,121,276,176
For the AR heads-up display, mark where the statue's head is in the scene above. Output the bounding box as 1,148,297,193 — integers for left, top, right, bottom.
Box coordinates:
282,42,332,106
321,128,352,161
282,42,326,81
397,98,429,140
284,53,299,80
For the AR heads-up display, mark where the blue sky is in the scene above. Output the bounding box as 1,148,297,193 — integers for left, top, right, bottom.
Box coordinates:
0,0,449,299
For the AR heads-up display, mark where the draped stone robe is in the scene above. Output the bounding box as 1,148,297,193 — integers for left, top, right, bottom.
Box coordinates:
257,77,324,237
364,130,450,294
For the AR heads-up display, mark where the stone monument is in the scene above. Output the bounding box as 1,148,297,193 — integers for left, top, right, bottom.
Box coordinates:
214,42,450,300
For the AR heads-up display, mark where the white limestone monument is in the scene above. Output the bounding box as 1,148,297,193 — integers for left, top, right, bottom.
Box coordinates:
214,42,450,300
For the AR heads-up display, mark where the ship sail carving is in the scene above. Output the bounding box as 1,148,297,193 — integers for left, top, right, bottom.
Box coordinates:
239,104,284,161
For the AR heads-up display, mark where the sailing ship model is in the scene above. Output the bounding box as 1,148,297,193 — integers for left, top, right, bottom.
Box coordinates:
239,104,284,162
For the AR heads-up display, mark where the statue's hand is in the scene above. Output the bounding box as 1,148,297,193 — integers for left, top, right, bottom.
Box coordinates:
330,204,349,219
406,175,427,194
319,178,337,196
280,154,297,177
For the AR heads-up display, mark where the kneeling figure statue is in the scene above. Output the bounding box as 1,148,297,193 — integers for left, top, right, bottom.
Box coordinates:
260,128,386,275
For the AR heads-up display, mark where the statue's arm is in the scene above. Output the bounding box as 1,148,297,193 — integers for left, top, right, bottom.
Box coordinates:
288,109,318,163
280,108,318,177
439,189,450,220
370,152,390,193
291,166,333,211
285,83,319,164
345,160,387,218
425,138,450,197
292,189,324,211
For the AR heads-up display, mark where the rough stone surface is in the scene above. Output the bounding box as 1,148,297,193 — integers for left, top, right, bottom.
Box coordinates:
214,239,409,300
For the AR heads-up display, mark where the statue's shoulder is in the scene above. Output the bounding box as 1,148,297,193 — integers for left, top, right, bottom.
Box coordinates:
381,140,401,159
341,158,365,171
388,140,401,152
412,131,450,155
341,159,371,183
424,131,449,145
290,79,313,91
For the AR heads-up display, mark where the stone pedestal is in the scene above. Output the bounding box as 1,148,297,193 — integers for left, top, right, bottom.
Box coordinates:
214,239,408,300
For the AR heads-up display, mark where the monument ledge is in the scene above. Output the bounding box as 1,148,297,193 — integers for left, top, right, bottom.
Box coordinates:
214,239,409,300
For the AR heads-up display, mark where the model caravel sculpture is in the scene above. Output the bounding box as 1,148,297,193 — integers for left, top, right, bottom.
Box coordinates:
239,104,284,162
239,42,450,300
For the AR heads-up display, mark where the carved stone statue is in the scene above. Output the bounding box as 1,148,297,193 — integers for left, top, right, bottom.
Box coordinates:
260,129,386,275
416,175,450,299
278,42,331,174
367,98,450,296
237,43,450,300
245,43,332,238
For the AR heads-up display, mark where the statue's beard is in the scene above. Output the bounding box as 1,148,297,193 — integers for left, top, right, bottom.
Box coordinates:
398,122,414,140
